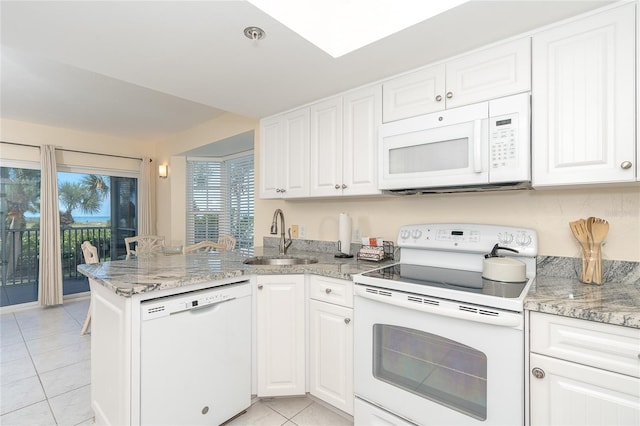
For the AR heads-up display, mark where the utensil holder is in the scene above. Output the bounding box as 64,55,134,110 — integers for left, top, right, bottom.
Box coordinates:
575,246,606,285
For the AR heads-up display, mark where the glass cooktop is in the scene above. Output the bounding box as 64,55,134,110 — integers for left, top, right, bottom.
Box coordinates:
361,263,529,300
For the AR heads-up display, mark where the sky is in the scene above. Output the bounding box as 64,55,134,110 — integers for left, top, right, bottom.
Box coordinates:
58,172,111,217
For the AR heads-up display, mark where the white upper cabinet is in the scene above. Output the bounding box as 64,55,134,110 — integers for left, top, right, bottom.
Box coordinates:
383,37,531,122
310,85,382,197
382,64,445,122
532,3,636,187
259,108,310,198
310,97,343,196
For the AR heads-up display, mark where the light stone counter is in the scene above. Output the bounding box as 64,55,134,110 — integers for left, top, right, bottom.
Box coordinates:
78,246,639,329
77,246,393,297
525,256,640,329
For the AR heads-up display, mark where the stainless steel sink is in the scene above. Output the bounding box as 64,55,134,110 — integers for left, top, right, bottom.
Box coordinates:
243,256,318,266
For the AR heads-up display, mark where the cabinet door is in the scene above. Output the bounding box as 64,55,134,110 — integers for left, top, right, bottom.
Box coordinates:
256,275,305,396
310,97,343,196
309,300,354,415
259,116,284,198
532,4,636,186
382,63,446,122
530,353,640,426
342,85,382,196
446,37,531,109
283,109,310,198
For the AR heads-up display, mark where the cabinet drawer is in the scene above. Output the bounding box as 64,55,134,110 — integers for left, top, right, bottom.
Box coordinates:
309,276,353,308
530,353,640,426
530,312,640,378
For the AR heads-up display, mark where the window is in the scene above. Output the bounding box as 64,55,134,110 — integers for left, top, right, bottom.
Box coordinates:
186,154,254,249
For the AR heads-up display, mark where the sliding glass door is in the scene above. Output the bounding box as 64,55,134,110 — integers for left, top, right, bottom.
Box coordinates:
1,166,138,307
0,166,41,306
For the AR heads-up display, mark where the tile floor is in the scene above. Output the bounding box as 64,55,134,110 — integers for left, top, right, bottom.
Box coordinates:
1,296,353,426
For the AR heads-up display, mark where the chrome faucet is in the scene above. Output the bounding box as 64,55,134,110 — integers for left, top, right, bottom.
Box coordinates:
271,208,292,255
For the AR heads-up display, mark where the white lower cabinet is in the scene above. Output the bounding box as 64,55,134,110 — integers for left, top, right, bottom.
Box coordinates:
529,312,640,426
308,276,354,415
256,275,306,396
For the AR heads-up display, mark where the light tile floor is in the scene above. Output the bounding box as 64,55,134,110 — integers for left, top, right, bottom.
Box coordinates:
1,297,353,426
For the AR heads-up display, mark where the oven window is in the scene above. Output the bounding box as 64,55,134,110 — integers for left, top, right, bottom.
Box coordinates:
373,324,487,421
388,138,468,174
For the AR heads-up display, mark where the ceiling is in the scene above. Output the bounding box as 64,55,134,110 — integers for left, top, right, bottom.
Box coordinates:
1,1,615,143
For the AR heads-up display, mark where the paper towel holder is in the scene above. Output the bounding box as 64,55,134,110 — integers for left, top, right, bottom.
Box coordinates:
335,241,354,258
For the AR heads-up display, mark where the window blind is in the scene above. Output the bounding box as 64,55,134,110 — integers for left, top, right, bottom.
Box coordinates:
186,154,254,249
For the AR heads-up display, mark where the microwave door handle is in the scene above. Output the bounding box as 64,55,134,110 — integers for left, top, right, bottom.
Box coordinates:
473,119,483,173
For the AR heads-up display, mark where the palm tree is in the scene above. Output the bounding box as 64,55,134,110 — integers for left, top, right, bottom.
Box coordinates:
2,168,41,280
58,182,102,226
82,174,109,200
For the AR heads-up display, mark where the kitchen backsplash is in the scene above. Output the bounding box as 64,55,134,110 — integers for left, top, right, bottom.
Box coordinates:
537,256,640,285
263,237,361,255
264,238,639,285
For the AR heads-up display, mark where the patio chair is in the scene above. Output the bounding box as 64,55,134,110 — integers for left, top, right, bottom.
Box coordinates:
217,235,237,250
124,235,165,258
183,241,225,253
80,241,98,335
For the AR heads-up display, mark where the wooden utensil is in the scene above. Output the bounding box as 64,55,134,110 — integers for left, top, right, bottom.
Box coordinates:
569,219,591,283
586,217,609,284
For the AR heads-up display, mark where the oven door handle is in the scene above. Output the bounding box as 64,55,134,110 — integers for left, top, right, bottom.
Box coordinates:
355,286,522,328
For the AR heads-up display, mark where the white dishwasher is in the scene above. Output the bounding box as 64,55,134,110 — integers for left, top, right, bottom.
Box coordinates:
140,280,251,425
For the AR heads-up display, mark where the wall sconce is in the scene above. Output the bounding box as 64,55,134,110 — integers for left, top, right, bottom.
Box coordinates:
158,164,168,179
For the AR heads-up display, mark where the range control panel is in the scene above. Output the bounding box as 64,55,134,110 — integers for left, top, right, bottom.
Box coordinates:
397,223,537,257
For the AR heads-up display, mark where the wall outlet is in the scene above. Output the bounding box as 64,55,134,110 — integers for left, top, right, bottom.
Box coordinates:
299,224,306,238
291,224,299,238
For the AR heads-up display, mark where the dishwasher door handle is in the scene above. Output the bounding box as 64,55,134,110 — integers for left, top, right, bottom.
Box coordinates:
174,296,237,315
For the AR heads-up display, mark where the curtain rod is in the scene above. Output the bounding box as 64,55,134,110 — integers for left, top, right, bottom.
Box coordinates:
1,140,150,162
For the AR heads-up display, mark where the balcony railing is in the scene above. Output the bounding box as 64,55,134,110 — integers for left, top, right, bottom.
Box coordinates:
1,226,135,288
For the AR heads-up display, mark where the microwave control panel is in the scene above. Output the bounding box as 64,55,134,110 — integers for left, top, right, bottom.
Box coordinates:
490,114,518,169
488,92,530,183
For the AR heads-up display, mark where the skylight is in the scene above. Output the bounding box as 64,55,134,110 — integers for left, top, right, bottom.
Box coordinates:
247,0,469,58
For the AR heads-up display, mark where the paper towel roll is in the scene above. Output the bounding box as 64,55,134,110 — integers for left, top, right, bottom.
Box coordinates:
339,213,351,255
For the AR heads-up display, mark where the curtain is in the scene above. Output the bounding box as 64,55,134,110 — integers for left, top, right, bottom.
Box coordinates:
38,145,63,306
138,157,153,235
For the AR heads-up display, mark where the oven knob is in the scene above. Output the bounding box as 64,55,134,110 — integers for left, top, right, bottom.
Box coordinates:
411,229,423,239
400,230,411,240
531,367,545,379
499,232,514,244
516,233,532,246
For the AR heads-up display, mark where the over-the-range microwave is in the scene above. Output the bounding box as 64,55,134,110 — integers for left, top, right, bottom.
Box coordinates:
379,92,530,193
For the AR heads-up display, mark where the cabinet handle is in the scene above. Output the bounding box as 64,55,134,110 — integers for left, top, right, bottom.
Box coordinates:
446,92,453,99
621,161,633,170
325,288,332,294
344,318,351,324
435,95,442,102
281,188,286,193
341,184,347,189
531,367,545,379
276,189,281,193
257,284,263,290
335,184,340,189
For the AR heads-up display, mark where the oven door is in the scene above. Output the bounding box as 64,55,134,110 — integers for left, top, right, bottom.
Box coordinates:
354,286,524,426
379,101,489,190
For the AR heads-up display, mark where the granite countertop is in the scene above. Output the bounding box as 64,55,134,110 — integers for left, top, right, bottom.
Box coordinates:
77,246,393,297
78,246,640,329
525,276,640,329
526,256,640,329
